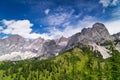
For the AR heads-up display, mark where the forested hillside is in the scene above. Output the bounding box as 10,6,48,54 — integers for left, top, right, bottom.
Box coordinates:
0,46,120,80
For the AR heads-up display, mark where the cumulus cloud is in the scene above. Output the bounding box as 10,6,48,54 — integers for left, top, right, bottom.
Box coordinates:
44,9,50,15
1,20,43,39
2,20,15,25
1,19,57,39
2,20,33,34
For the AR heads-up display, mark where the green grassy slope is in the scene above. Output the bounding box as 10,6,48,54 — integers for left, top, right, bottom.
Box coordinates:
0,47,120,80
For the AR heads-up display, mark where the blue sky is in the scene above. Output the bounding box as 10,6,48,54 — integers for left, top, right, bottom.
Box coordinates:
0,0,120,39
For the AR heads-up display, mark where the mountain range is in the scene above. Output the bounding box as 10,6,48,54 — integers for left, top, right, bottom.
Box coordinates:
0,23,120,61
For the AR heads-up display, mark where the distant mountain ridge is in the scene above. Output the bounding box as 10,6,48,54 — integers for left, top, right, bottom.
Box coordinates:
113,32,120,39
0,34,69,61
0,23,120,61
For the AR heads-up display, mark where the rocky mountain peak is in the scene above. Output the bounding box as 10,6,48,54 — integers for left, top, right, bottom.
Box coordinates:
92,23,110,36
92,23,111,42
5,34,23,40
64,23,113,59
82,23,111,42
112,32,120,39
112,32,120,52
66,23,112,52
32,37,44,43
92,23,106,29
58,36,68,43
81,23,109,37
36,37,44,41
3,34,25,45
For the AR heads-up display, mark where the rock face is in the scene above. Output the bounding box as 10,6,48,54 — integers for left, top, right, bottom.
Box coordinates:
0,23,119,61
65,23,112,59
0,35,68,61
113,32,120,39
115,42,120,52
112,33,120,52
66,23,112,49
0,35,26,56
57,36,69,46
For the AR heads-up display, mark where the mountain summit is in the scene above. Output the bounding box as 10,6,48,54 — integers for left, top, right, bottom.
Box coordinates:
0,23,119,61
66,23,111,49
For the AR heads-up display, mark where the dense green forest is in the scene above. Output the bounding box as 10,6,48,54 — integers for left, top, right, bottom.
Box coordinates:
0,46,120,80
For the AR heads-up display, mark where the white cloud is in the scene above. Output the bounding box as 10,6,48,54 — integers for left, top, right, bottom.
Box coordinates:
45,10,74,26
46,13,68,26
1,19,55,40
2,20,33,34
2,19,15,25
104,20,120,34
44,9,50,15
47,27,64,39
99,0,119,7
99,0,111,8
76,16,97,28
1,20,43,39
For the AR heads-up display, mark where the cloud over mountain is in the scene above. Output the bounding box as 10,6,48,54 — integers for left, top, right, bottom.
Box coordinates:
1,20,41,39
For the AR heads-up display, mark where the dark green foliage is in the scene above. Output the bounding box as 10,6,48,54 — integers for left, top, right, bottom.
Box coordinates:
0,47,120,80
